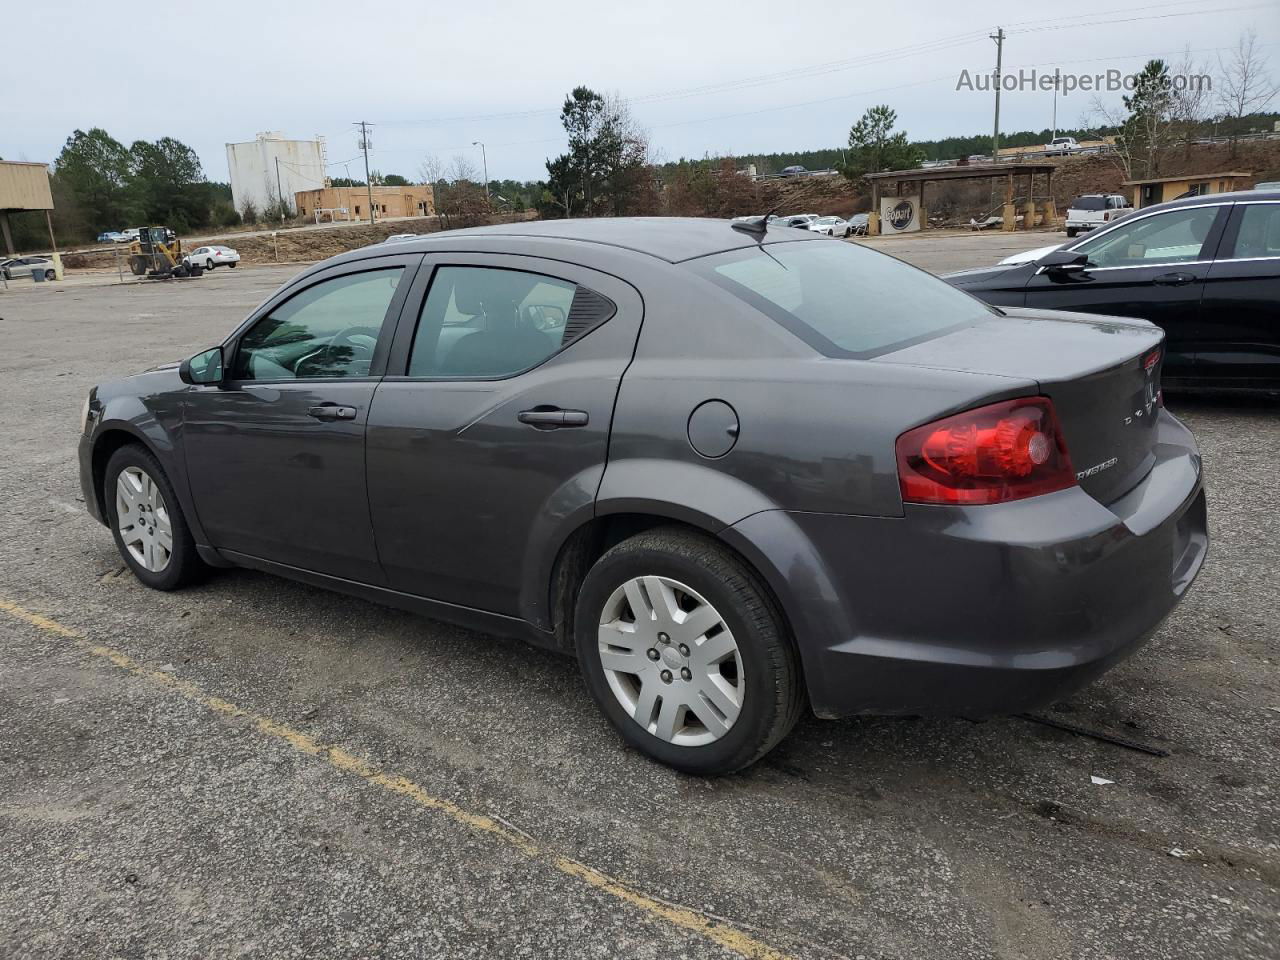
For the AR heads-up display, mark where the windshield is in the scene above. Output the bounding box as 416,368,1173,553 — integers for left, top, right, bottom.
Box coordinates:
689,240,994,358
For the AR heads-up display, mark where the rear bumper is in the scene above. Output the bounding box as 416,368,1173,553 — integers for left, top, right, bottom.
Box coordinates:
730,409,1207,718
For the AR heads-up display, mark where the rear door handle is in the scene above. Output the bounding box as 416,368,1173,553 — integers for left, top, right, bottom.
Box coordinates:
518,408,589,428
1153,272,1196,286
307,404,357,421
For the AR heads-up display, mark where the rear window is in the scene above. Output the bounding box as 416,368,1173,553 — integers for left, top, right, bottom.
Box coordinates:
1072,196,1107,210
689,240,993,358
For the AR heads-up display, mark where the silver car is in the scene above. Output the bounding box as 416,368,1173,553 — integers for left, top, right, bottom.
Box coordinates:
1,256,56,281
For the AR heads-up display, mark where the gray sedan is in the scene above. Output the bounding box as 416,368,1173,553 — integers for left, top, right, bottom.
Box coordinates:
77,217,1207,774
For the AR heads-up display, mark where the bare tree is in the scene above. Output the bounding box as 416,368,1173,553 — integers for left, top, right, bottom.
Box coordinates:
450,154,479,185
1085,59,1177,181
1217,29,1278,157
1170,45,1214,158
417,154,444,186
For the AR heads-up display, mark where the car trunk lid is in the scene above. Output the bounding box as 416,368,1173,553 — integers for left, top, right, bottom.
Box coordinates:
874,307,1165,504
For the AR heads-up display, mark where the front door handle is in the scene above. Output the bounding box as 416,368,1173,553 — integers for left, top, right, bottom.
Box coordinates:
1153,272,1196,286
518,407,589,428
307,404,357,421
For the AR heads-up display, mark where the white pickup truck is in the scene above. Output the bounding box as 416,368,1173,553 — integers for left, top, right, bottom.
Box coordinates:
1047,136,1080,155
1065,194,1131,238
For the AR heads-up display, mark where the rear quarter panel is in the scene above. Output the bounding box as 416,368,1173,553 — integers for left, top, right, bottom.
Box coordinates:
600,270,1037,522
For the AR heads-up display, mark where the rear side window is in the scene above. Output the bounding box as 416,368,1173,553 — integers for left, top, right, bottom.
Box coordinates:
1072,197,1107,211
407,266,614,378
689,240,993,358
1229,204,1280,259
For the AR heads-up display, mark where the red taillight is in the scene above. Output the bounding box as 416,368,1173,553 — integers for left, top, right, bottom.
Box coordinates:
896,396,1076,505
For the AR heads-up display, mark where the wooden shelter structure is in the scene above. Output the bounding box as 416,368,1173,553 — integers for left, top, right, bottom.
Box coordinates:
0,160,57,257
863,161,1058,234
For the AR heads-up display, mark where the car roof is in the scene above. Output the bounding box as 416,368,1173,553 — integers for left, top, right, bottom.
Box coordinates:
351,216,820,264
1125,189,1280,213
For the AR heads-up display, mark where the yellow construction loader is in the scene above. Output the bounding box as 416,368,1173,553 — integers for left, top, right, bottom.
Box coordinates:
127,227,203,279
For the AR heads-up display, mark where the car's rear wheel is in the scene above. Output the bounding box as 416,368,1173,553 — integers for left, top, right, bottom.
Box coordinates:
575,527,802,775
44,269,55,281
206,258,215,270
104,445,205,590
228,261,236,268
1066,227,1078,238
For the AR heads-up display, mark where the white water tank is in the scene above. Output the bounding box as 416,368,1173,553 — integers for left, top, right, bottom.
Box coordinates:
225,132,327,216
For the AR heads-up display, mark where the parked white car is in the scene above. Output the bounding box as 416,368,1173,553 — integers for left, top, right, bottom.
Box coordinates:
183,245,240,270
1,256,56,281
806,216,848,236
1047,136,1080,155
1065,194,1131,238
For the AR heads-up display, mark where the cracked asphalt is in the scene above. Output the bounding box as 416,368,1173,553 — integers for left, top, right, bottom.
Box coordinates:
0,236,1276,959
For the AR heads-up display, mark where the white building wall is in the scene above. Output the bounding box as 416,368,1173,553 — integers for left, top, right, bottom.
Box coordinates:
225,132,326,215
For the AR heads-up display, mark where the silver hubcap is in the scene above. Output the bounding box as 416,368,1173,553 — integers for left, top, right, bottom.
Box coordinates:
598,576,744,747
115,466,172,573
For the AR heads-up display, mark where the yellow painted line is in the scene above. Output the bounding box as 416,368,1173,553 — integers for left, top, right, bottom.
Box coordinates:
0,598,794,960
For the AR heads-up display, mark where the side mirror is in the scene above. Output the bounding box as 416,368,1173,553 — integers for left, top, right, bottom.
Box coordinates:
1037,249,1089,271
180,346,225,385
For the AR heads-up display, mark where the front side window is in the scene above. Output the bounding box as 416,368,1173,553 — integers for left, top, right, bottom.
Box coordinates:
690,240,993,358
1073,206,1220,268
233,267,403,380
1229,204,1280,259
407,266,588,378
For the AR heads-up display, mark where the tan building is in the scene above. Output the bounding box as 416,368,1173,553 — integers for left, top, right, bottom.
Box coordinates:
1123,171,1252,209
295,184,435,221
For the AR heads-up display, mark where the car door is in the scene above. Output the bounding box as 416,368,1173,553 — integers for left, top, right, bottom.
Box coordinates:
1022,202,1229,381
365,255,643,619
183,254,420,582
1197,200,1280,386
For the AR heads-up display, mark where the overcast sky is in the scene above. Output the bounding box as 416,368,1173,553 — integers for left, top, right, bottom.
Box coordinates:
2,0,1276,183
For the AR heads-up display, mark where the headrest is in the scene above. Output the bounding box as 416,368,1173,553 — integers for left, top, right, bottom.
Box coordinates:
452,276,486,315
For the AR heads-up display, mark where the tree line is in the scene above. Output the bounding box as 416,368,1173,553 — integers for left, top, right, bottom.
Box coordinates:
3,128,238,249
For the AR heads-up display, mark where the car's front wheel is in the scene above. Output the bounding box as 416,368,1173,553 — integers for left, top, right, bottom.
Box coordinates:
575,528,803,775
44,269,55,281
104,445,205,590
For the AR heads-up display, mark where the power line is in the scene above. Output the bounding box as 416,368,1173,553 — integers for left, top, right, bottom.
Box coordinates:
367,0,1255,133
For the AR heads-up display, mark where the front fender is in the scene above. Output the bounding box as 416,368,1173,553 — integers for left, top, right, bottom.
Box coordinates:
88,388,206,545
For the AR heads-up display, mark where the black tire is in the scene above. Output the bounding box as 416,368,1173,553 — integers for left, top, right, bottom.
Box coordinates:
1066,227,1078,238
228,261,236,268
103,444,206,591
129,256,147,276
574,527,803,775
44,269,56,281
206,258,215,270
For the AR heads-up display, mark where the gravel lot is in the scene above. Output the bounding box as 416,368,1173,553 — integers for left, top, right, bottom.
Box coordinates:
1,233,1276,960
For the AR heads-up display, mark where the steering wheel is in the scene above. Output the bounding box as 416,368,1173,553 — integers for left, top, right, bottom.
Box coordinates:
296,325,379,377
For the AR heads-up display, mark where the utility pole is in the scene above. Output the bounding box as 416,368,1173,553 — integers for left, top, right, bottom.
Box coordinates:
1051,68,1060,142
990,27,1005,163
356,121,375,224
274,156,285,223
472,141,489,198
